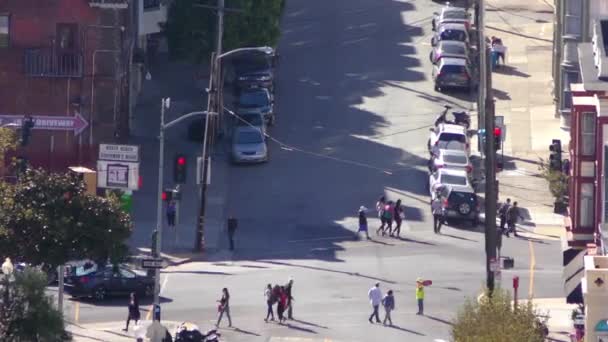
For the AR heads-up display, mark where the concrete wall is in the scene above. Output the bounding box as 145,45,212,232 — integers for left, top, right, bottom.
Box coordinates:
138,1,167,36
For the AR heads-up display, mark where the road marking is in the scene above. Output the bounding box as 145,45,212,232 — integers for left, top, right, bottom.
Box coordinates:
74,301,80,323
146,275,170,320
528,240,535,298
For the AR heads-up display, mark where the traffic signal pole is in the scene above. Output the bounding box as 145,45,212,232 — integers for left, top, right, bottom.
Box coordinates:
478,0,498,294
154,98,169,307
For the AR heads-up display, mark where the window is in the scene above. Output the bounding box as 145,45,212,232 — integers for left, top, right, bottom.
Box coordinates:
56,23,77,50
580,183,594,227
0,15,8,47
118,268,136,279
144,0,161,9
581,112,596,156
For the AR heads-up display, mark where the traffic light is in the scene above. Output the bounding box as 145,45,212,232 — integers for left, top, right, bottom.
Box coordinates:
174,154,187,183
493,127,502,151
21,116,35,146
549,139,562,171
161,189,173,202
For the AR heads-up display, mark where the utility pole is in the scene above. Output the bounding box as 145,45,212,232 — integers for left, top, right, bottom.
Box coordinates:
154,97,170,306
479,0,498,294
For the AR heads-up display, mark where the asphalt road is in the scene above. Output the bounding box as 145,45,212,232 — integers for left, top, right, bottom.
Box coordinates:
65,1,563,341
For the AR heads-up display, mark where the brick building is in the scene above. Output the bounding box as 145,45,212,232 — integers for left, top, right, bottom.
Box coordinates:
0,0,135,173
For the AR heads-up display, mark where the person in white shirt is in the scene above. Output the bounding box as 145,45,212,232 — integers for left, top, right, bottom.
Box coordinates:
368,282,382,323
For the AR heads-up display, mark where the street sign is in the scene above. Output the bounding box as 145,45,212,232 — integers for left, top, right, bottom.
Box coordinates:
141,259,164,269
0,113,88,135
97,160,139,190
99,144,140,162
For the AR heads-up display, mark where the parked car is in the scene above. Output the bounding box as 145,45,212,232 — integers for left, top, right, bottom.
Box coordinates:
432,57,473,91
428,123,470,154
64,264,154,301
435,184,479,226
236,111,267,136
432,6,471,31
430,40,469,65
236,88,275,125
431,23,470,47
231,126,268,164
429,148,473,174
228,48,276,91
429,168,471,196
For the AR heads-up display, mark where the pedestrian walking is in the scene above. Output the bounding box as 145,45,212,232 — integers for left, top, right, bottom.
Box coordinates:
392,200,403,237
123,292,140,332
264,284,275,322
358,206,370,240
506,201,524,237
497,198,511,232
227,216,238,251
416,278,425,315
368,282,382,323
376,196,387,235
277,286,288,323
431,197,443,234
382,290,395,326
216,288,232,328
166,200,176,228
381,201,394,236
285,278,294,319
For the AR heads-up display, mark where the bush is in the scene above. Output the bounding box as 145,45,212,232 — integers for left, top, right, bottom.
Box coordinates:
538,159,568,202
451,288,544,342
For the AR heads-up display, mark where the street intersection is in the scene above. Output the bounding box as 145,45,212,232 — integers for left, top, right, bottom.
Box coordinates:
64,0,565,341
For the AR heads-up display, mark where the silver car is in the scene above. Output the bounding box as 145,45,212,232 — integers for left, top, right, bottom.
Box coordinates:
429,148,473,174
231,126,268,164
430,41,469,64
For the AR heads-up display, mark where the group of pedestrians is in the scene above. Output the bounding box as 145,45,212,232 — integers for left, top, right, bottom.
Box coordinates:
357,196,406,239
367,278,427,326
263,278,294,324
497,198,524,237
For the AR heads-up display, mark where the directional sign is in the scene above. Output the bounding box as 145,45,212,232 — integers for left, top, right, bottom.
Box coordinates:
99,144,140,162
0,113,89,135
141,259,164,269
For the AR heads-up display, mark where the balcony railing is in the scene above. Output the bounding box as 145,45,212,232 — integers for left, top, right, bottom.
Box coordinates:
88,0,128,9
24,49,83,78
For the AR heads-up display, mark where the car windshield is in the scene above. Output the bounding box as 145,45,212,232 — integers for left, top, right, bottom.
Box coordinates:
238,114,263,127
443,11,467,20
239,91,269,107
440,29,466,41
234,55,272,73
237,131,263,144
442,44,466,55
442,65,467,74
448,191,476,203
444,154,467,164
439,132,466,142
442,174,467,186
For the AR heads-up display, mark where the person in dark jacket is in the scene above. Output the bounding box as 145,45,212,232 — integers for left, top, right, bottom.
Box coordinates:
358,206,370,240
285,278,294,320
277,286,287,323
391,199,403,237
382,290,395,326
123,292,140,331
497,198,511,232
506,201,524,237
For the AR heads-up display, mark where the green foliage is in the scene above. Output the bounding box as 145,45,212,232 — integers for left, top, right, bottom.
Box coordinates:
163,0,285,62
0,268,70,341
0,169,133,269
538,158,568,201
451,288,545,342
0,127,17,159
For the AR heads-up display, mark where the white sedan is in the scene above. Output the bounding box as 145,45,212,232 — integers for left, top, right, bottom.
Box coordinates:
429,168,471,198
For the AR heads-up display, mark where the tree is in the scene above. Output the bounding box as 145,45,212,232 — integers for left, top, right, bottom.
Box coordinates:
0,169,133,269
0,127,17,178
451,288,545,342
163,0,285,62
0,268,71,341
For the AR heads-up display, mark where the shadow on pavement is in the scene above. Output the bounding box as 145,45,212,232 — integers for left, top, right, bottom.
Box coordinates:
438,232,478,242
232,327,261,336
72,295,173,307
285,323,317,334
425,314,454,326
387,324,426,336
291,318,329,329
395,236,437,246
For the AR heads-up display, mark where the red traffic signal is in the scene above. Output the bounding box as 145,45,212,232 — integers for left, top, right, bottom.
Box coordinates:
177,156,186,166
174,155,187,184
161,191,168,201
493,127,502,137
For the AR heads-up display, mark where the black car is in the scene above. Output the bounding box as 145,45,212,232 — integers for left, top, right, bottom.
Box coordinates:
432,57,473,91
230,49,276,91
435,184,479,226
64,264,154,301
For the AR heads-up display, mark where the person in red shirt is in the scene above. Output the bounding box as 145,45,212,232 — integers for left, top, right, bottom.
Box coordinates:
277,286,288,323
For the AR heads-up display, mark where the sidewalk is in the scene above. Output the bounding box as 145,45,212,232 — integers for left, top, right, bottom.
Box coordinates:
67,320,182,342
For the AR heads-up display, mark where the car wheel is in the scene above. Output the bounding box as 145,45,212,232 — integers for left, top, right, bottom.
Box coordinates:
93,287,106,301
434,84,440,92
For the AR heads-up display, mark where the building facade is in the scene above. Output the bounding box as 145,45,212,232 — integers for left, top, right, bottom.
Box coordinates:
0,0,134,173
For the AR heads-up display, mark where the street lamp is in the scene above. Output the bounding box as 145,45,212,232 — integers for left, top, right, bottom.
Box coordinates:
153,98,216,309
